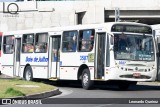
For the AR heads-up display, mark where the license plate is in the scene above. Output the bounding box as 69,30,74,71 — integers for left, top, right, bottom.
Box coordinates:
133,73,141,77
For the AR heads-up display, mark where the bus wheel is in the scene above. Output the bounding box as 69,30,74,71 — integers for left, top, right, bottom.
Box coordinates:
118,82,130,90
24,66,33,81
82,68,93,90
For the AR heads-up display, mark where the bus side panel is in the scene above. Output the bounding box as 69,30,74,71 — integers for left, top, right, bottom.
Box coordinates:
1,54,14,77
32,66,48,79
59,67,78,80
20,53,48,79
60,52,94,80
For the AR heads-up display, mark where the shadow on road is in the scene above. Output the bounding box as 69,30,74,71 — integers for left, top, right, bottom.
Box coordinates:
33,79,160,91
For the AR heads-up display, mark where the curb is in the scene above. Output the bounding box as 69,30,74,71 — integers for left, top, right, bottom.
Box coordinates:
12,88,62,99
137,81,160,86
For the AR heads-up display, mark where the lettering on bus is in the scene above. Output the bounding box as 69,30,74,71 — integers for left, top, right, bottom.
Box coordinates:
25,56,48,62
80,55,88,61
119,61,126,65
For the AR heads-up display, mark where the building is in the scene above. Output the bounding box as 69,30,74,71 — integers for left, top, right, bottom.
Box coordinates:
0,0,160,31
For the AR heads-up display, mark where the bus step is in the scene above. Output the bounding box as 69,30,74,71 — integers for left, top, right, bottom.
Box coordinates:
49,78,58,81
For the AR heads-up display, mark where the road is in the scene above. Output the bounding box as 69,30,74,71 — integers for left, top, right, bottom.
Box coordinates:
40,81,160,107
1,80,160,107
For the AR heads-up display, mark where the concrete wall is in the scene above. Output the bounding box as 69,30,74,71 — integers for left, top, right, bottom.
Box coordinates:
0,0,160,31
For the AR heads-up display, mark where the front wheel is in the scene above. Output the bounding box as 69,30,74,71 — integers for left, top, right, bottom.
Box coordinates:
24,66,33,81
81,68,93,90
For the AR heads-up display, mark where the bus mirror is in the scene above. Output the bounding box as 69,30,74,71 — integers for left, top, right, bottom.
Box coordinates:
153,30,156,38
110,35,114,45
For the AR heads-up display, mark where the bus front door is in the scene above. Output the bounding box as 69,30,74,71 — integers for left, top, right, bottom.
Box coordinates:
95,33,106,79
48,36,61,78
13,38,21,76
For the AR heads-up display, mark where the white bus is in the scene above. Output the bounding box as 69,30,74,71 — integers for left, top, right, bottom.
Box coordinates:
1,22,157,90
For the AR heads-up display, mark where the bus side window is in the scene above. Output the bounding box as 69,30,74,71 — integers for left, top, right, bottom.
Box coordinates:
22,34,34,53
3,36,14,54
62,31,78,52
79,29,94,52
35,33,48,53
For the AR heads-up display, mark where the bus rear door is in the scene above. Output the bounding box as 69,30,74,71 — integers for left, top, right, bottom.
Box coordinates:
48,32,61,79
1,35,15,76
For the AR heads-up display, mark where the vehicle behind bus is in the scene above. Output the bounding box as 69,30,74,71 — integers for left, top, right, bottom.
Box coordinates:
151,24,160,81
1,22,157,90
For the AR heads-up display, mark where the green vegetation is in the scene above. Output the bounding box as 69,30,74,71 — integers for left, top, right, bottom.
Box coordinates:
0,79,55,98
5,88,25,97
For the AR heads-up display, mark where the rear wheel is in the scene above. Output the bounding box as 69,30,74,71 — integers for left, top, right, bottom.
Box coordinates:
24,66,33,81
82,68,93,90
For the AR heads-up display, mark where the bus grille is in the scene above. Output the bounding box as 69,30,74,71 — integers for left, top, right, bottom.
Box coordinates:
120,75,151,79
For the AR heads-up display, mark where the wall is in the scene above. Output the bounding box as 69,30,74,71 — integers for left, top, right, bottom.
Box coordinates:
0,0,160,31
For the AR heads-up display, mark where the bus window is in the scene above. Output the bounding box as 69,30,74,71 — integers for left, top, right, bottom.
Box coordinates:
22,34,34,53
35,33,48,53
79,29,94,52
3,36,14,54
62,31,78,52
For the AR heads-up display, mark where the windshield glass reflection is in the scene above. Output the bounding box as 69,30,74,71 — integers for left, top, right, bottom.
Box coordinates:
114,34,155,61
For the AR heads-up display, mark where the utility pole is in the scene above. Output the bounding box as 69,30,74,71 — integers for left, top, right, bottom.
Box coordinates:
115,7,120,22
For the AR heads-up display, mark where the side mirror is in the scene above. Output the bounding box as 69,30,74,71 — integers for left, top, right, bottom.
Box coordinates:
110,35,114,45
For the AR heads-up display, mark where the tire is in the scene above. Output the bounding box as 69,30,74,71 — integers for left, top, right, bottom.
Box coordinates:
24,66,33,81
81,68,93,90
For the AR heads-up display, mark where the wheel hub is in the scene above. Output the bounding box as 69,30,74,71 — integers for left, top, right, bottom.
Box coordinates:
83,73,88,86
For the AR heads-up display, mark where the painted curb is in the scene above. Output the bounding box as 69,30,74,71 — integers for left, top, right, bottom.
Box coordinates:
10,88,62,99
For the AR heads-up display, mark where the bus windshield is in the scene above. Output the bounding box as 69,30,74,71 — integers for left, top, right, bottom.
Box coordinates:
114,33,155,61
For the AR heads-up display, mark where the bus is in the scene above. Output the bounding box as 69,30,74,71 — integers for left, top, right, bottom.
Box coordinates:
0,32,2,73
151,24,160,80
1,22,157,90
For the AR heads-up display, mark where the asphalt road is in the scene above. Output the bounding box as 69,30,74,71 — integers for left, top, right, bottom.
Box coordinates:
1,80,160,107
47,81,160,98
40,81,160,107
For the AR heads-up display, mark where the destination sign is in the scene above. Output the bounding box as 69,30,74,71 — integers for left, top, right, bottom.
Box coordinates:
111,24,152,34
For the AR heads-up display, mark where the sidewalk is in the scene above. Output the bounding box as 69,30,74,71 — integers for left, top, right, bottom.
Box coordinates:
137,81,160,86
0,73,14,79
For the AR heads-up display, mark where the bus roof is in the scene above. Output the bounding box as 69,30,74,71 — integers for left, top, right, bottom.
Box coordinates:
2,22,151,36
151,24,160,30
